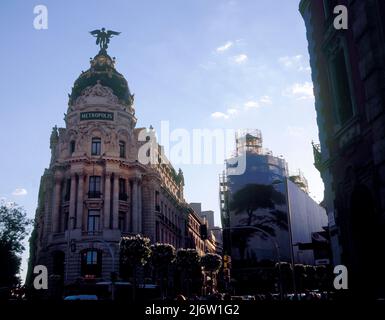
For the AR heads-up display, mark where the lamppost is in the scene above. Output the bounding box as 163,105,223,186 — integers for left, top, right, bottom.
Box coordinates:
223,226,283,299
272,177,297,295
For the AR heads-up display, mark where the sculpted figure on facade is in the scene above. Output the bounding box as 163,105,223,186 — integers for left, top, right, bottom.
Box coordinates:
74,81,119,106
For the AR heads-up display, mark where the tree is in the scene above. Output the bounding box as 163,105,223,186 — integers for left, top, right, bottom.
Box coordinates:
294,264,306,292
175,249,201,296
200,253,222,295
120,235,151,301
0,242,20,288
0,202,32,288
275,262,292,294
304,265,316,290
150,243,176,299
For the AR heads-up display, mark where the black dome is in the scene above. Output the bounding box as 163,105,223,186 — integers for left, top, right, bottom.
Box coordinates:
69,49,133,106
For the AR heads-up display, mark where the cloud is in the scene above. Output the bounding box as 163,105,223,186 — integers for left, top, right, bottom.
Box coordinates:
287,126,305,137
278,55,311,72
244,100,259,110
283,82,314,100
211,112,229,120
211,107,240,120
227,108,238,115
233,54,248,64
213,95,271,119
216,41,233,52
12,188,28,196
259,95,272,105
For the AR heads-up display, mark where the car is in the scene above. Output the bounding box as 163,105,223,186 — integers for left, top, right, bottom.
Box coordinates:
64,295,98,300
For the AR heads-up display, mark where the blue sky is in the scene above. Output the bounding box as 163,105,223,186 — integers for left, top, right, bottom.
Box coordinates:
0,0,323,281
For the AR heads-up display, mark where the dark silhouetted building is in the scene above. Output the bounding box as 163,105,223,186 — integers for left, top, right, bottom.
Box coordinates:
300,0,385,296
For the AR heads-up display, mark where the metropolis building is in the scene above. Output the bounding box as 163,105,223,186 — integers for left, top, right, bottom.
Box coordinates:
27,41,209,290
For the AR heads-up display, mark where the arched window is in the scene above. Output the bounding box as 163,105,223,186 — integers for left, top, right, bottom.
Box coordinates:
70,140,76,154
91,137,101,155
119,141,126,158
81,249,102,278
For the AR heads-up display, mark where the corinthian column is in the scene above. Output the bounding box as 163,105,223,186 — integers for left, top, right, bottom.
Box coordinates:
125,178,131,232
104,173,111,229
131,179,138,233
76,173,84,230
52,175,62,233
137,181,142,233
112,175,119,229
69,174,77,230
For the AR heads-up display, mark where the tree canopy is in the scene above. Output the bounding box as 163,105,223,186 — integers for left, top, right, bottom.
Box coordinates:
0,202,32,287
0,202,32,253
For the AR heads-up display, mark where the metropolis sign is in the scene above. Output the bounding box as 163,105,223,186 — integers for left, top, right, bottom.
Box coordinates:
80,111,114,121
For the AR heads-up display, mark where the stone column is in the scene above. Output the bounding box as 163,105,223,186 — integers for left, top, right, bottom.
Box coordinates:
104,173,111,229
52,176,62,233
69,174,77,230
138,181,142,233
131,179,138,233
112,174,119,229
76,173,84,230
125,178,131,232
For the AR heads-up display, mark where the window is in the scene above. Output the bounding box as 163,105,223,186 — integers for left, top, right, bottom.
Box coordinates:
119,141,126,158
119,178,127,200
63,212,69,231
70,140,75,154
155,191,160,211
331,49,354,125
64,179,71,201
81,249,102,278
87,210,100,233
88,176,101,198
118,211,125,232
91,137,101,155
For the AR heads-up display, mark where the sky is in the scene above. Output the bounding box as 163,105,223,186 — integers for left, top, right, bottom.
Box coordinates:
0,0,323,282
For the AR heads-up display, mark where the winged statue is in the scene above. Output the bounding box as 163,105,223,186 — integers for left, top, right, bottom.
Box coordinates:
90,28,121,50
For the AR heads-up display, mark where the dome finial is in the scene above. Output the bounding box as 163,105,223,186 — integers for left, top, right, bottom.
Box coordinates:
89,28,121,51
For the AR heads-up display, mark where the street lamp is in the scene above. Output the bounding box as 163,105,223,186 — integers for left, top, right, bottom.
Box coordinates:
223,225,283,299
272,177,297,295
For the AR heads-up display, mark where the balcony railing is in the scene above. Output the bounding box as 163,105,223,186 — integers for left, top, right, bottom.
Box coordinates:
88,191,101,199
82,231,102,237
311,141,322,172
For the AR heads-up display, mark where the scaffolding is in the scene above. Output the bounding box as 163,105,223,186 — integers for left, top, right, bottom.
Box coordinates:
235,129,263,156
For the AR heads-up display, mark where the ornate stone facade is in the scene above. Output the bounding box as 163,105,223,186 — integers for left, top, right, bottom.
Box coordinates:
28,48,209,287
300,0,385,295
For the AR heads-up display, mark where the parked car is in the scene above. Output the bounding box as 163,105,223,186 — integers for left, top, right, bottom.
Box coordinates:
64,294,98,300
